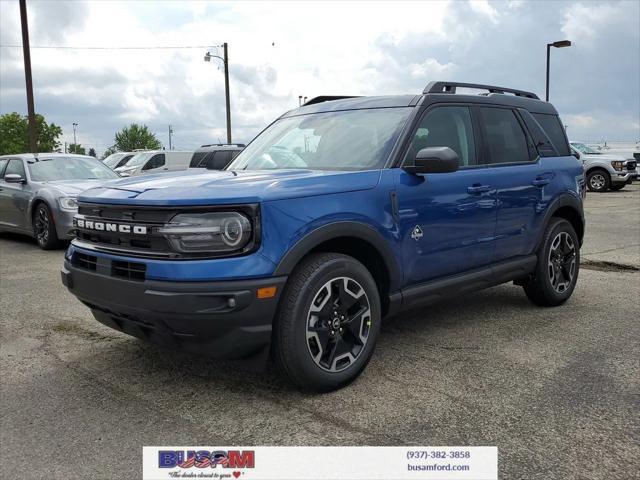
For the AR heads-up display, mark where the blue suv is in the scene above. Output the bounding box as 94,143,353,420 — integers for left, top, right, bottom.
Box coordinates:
61,81,585,391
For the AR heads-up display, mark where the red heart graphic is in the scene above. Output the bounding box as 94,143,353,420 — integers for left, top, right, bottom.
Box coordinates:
232,472,241,479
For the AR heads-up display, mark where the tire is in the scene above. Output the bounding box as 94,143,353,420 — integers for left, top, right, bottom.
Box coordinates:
609,184,626,191
33,203,60,250
586,169,610,192
273,253,381,392
523,218,580,307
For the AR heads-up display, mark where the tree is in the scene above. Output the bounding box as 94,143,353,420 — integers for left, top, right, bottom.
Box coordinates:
88,148,97,157
0,112,63,155
68,143,86,155
101,146,117,159
114,123,162,151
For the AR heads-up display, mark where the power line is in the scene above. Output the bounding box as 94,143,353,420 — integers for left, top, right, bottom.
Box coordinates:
0,44,222,50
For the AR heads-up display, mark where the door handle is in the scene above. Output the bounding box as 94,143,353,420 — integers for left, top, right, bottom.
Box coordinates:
467,184,491,194
532,177,551,187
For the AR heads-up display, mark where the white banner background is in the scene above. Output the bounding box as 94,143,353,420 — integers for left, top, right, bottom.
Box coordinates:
143,446,497,480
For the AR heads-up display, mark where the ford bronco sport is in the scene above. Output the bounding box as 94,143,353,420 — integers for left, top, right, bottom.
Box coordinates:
61,81,585,391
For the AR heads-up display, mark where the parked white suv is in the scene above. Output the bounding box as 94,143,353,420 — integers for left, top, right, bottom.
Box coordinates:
114,150,193,177
570,142,638,192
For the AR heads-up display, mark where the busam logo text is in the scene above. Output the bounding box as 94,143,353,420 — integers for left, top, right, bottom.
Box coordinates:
159,450,255,469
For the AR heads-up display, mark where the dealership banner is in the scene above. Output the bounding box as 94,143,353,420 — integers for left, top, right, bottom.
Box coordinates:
143,446,497,480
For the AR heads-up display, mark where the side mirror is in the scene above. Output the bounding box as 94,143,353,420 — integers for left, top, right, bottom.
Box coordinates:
571,150,581,160
404,147,459,175
4,174,26,184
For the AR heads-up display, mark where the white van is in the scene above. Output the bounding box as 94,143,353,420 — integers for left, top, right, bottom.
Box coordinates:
114,150,193,176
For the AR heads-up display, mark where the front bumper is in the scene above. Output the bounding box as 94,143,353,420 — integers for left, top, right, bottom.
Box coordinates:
53,208,77,239
61,261,287,359
610,171,636,184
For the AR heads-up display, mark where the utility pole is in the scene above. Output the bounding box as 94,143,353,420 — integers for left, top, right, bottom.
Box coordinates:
204,43,232,143
168,125,173,150
19,0,37,152
223,43,231,143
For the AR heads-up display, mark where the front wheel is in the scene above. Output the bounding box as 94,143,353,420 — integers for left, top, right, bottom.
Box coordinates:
523,218,580,307
33,203,60,250
587,170,610,192
273,253,381,392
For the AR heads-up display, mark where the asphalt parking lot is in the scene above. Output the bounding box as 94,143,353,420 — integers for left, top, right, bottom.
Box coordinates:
1,185,639,480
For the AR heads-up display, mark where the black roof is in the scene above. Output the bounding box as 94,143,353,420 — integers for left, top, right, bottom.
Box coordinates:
283,81,557,117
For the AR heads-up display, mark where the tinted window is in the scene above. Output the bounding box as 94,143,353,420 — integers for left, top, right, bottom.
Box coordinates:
533,113,570,156
480,108,530,164
190,151,208,168
207,150,234,170
143,154,165,170
406,106,476,166
115,154,134,168
4,159,26,178
0,159,8,177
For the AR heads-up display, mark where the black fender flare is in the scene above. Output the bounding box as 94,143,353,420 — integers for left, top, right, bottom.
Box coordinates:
536,193,585,248
273,221,402,292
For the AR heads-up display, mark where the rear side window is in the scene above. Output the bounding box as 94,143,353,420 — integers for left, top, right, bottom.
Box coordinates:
4,159,26,178
190,151,208,168
479,107,531,164
207,150,234,170
532,113,570,156
143,154,165,170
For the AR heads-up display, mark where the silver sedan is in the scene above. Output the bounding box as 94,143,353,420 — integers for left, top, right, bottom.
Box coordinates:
0,153,119,249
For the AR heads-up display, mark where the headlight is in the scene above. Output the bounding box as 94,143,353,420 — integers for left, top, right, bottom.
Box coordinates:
58,197,78,211
157,212,253,253
611,161,624,171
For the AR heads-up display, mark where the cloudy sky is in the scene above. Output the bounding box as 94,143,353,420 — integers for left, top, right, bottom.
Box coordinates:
1,0,638,155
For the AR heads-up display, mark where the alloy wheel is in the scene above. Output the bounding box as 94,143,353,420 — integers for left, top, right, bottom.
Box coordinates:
589,173,606,190
306,277,372,372
34,207,49,245
547,231,576,294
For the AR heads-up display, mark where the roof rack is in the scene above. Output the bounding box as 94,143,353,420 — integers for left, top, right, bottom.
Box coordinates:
424,81,539,99
303,96,359,106
200,143,245,148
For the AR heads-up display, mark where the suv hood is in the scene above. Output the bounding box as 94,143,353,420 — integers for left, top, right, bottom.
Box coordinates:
78,169,381,205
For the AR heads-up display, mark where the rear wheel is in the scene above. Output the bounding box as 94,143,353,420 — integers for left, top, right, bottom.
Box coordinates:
33,203,60,250
523,218,579,306
587,169,610,192
273,253,381,392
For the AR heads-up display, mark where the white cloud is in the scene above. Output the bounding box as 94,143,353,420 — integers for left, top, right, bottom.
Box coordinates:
1,0,638,153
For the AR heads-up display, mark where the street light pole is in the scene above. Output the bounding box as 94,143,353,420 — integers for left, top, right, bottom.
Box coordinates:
204,43,232,143
72,122,78,146
19,0,37,153
168,125,173,150
223,43,231,144
545,40,571,102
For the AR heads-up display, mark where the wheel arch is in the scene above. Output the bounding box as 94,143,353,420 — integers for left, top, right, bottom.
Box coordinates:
273,222,402,316
539,194,585,248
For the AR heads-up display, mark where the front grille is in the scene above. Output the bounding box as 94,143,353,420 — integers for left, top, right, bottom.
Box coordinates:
111,260,146,281
73,252,97,271
627,161,637,171
75,204,175,256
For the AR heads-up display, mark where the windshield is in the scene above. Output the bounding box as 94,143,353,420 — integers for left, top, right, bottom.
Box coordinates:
571,143,599,155
28,157,119,181
103,153,125,168
227,108,412,171
123,152,153,167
